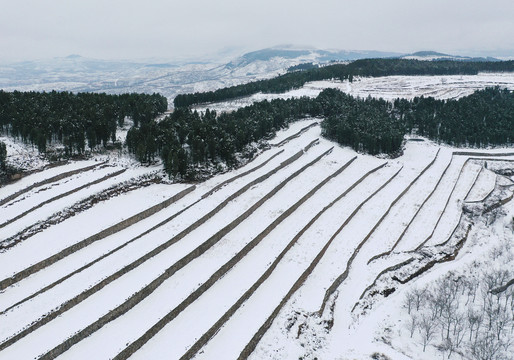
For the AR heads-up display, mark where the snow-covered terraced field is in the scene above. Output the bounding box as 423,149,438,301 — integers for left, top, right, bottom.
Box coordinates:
194,73,514,113
0,120,513,360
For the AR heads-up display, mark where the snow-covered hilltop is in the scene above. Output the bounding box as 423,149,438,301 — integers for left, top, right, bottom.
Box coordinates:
194,72,514,113
399,50,500,62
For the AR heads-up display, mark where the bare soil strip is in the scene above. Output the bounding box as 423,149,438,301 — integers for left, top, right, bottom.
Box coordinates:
0,150,287,314
0,147,311,351
319,153,440,314
368,153,454,263
201,150,284,199
0,173,164,250
414,157,472,251
273,122,319,147
0,169,126,230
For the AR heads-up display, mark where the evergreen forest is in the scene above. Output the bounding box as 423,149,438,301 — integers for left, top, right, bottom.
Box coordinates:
0,90,167,154
128,86,513,180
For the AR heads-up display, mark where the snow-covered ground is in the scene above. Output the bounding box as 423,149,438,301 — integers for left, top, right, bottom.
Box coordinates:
0,51,318,106
0,121,512,360
1,72,514,359
194,72,514,113
0,135,50,172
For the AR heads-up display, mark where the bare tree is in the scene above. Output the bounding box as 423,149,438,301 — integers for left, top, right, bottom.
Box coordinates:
419,313,437,352
408,313,417,338
434,275,460,340
398,231,514,359
492,309,509,342
467,279,480,304
467,307,483,343
471,333,503,360
404,290,415,315
427,289,444,321
447,311,466,359
412,287,427,312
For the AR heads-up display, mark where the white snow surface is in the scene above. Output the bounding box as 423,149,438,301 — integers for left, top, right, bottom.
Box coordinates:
0,94,513,359
194,72,514,113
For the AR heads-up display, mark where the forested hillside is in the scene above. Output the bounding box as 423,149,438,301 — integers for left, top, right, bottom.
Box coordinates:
128,87,513,179
401,87,514,146
1,65,512,182
0,91,167,154
174,58,514,107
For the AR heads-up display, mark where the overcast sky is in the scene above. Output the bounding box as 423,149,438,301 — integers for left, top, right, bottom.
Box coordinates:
1,0,513,62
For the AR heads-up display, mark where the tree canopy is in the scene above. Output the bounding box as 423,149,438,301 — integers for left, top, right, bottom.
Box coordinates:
0,90,167,155
131,86,514,180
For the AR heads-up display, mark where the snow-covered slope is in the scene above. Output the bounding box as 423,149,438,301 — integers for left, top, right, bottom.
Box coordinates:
399,51,500,62
193,73,514,113
0,118,512,360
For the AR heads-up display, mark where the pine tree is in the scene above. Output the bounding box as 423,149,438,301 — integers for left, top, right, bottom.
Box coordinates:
0,140,7,170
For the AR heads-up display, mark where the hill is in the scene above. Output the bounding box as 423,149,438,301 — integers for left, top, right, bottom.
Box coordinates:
400,50,500,62
0,121,512,359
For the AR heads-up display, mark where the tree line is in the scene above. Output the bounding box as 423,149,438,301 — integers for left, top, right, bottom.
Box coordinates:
320,89,404,155
128,87,513,180
402,87,513,147
127,97,320,179
0,90,167,155
287,62,319,73
0,139,19,184
1,81,511,183
174,58,514,108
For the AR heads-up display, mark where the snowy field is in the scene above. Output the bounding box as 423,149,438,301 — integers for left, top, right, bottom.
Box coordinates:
0,116,513,360
1,71,514,359
194,72,514,113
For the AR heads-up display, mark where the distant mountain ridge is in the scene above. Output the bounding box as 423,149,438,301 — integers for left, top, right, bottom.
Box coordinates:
399,50,500,62
0,47,506,103
233,47,402,65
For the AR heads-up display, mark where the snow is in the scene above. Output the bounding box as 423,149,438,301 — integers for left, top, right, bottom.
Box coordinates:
267,118,320,146
193,157,389,360
0,77,513,360
193,73,514,113
0,129,323,359
0,135,49,172
0,170,175,276
1,166,120,227
423,161,481,247
62,147,351,360
465,168,496,202
0,159,100,200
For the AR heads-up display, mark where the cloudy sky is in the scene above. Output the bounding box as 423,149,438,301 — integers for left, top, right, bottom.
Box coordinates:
1,0,513,61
